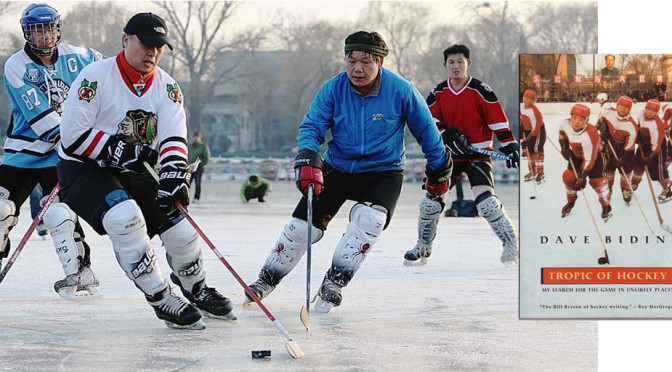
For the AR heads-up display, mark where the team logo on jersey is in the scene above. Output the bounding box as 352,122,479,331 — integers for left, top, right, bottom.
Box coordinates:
371,113,384,121
38,78,70,113
78,79,97,103
480,82,493,92
166,83,182,103
117,109,158,145
27,69,41,83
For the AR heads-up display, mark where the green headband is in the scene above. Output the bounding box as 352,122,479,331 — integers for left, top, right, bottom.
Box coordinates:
344,44,388,57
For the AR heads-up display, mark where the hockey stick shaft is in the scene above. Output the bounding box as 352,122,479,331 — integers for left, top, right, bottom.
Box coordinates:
643,165,666,226
0,183,60,283
144,163,299,344
469,146,512,161
300,184,314,331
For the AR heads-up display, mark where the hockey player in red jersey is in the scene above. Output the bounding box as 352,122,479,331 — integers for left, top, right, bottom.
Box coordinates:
404,44,519,269
598,95,638,204
559,104,612,221
631,100,672,202
520,90,546,183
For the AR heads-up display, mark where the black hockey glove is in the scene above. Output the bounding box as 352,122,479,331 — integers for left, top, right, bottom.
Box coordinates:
157,163,191,217
499,142,520,169
101,135,158,173
573,169,590,191
559,139,572,160
441,127,473,156
616,149,632,168
294,149,324,197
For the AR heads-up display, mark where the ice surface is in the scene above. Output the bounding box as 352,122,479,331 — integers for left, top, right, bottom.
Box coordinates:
0,179,596,371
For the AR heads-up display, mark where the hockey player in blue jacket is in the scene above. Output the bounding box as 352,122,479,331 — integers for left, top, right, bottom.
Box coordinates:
0,3,103,298
245,31,452,312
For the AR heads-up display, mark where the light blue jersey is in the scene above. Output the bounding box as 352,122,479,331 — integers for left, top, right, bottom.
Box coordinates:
2,43,103,168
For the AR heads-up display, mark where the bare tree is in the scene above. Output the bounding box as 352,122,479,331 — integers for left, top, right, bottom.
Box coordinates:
155,1,266,132
527,2,598,54
62,3,131,57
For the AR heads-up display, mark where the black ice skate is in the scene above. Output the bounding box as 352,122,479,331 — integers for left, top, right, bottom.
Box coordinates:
523,172,534,182
313,277,343,314
601,205,613,222
561,201,575,218
403,243,432,266
242,277,276,309
535,173,545,184
622,189,632,204
53,267,101,300
170,274,236,320
659,187,672,204
146,286,205,330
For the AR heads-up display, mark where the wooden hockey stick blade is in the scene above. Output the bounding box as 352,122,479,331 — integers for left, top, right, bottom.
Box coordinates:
300,305,310,332
285,340,305,359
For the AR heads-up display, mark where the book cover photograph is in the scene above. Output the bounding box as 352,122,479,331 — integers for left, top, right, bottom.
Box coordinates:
519,54,672,319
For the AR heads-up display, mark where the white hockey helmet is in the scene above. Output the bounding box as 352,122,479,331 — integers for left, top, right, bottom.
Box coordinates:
596,93,608,102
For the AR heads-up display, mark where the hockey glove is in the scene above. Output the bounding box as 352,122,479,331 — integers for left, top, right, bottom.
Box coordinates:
294,148,324,197
520,138,527,149
573,169,589,191
499,142,520,169
441,127,473,156
423,158,452,198
102,135,158,173
616,149,632,168
157,163,191,217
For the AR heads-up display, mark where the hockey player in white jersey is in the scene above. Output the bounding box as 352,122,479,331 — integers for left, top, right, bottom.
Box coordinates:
57,13,235,329
1,3,103,298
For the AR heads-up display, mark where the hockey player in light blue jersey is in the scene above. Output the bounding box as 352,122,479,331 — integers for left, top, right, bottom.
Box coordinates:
1,3,104,299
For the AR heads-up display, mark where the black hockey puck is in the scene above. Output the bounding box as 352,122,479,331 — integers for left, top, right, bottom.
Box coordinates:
598,257,608,265
251,350,271,359
530,196,536,199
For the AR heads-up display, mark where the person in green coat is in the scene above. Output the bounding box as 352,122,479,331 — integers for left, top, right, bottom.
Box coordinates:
241,175,272,203
188,131,210,201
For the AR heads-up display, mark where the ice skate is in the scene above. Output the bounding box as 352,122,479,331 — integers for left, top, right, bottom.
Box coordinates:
523,172,534,182
561,201,575,218
658,187,672,204
622,189,632,204
501,244,519,270
242,277,276,309
54,267,101,300
313,277,343,314
403,243,431,266
535,173,545,184
601,205,613,222
171,274,236,320
36,222,48,240
146,286,205,330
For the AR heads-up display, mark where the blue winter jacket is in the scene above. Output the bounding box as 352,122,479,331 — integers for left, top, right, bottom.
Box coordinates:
298,68,447,173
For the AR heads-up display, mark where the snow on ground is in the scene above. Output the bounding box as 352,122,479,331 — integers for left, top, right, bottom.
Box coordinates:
0,178,596,371
520,108,672,318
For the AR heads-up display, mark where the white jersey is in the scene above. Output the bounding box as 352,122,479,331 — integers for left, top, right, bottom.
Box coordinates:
58,56,188,168
596,102,614,121
636,110,666,153
558,119,602,171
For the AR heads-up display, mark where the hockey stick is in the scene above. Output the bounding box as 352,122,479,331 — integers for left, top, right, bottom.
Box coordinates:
469,146,513,161
299,184,314,332
606,141,655,235
521,132,538,200
643,165,672,234
0,183,60,284
144,162,304,359
547,138,610,265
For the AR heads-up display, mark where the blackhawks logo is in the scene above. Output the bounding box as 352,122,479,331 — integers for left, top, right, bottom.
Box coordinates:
78,79,97,102
166,83,182,103
117,109,158,145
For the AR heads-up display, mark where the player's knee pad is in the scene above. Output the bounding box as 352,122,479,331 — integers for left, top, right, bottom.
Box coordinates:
417,195,443,245
261,217,324,284
160,218,205,291
0,198,17,252
102,199,165,295
562,169,576,188
475,193,517,249
43,202,83,276
331,203,387,284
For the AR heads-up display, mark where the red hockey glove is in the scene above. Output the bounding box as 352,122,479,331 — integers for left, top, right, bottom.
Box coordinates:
294,149,324,197
423,158,452,198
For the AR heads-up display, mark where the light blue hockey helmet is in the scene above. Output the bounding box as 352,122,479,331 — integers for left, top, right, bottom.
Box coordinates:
20,3,61,56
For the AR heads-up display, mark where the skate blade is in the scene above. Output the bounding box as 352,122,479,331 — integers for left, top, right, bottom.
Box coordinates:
602,213,613,223
659,198,672,204
403,257,428,266
313,297,334,314
201,309,237,321
58,287,102,300
164,319,206,330
503,261,519,270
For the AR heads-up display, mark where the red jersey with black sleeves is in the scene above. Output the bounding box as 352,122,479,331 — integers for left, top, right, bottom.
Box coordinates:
601,109,638,151
520,103,544,135
636,110,666,153
58,53,188,168
559,119,602,171
427,76,514,162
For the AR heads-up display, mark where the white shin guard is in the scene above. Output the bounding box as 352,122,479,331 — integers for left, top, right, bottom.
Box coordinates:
415,195,444,248
476,194,518,263
0,198,17,254
103,200,165,295
330,204,387,285
160,218,205,292
261,217,323,283
43,202,83,276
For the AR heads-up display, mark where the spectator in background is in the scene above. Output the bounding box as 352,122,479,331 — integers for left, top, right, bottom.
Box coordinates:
240,175,272,203
188,130,211,202
601,54,619,78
